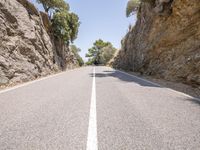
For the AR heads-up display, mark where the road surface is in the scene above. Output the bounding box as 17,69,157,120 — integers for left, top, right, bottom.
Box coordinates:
0,66,200,150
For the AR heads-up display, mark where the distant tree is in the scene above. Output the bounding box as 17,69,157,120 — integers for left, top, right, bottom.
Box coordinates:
86,39,116,65
70,45,84,66
86,39,111,65
37,0,69,14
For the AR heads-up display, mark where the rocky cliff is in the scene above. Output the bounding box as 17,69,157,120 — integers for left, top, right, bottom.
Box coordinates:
0,0,78,86
112,0,200,87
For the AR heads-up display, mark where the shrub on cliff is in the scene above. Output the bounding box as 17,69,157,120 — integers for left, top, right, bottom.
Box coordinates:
70,45,84,66
52,10,80,44
126,0,140,17
37,0,80,45
36,0,69,15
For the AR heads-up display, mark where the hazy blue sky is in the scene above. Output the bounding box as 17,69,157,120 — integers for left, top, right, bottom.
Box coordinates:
30,0,136,60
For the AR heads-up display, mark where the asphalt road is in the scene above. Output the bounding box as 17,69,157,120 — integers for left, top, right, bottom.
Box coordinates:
0,66,200,150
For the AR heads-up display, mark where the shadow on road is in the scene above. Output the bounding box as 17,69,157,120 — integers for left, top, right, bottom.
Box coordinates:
89,70,161,88
183,97,200,106
90,69,200,106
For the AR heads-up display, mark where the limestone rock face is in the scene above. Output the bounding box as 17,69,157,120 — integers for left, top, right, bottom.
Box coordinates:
0,0,78,86
112,0,200,87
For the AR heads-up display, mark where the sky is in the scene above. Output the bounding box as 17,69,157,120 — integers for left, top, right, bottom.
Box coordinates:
30,0,136,61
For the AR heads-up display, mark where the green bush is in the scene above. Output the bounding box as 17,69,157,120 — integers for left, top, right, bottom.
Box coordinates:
37,0,69,14
37,0,80,45
86,39,116,65
52,11,80,44
70,45,84,66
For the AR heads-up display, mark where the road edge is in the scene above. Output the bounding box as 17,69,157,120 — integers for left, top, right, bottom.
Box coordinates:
0,67,87,94
109,67,200,101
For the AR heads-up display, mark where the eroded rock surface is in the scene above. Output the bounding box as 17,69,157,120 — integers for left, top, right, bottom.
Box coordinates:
112,0,200,87
0,0,78,86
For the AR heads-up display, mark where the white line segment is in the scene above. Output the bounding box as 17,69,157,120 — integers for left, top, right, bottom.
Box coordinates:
86,67,98,150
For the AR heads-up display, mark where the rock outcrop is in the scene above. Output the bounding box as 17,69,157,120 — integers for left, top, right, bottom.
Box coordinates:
0,0,78,86
111,0,200,87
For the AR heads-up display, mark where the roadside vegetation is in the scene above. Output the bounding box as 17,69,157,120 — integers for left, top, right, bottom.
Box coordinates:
37,0,80,45
86,39,117,65
36,0,83,66
70,45,84,66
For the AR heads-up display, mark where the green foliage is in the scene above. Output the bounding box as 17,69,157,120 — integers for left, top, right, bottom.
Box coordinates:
67,13,80,42
70,45,81,53
85,39,110,65
52,11,69,41
70,45,84,66
37,0,80,44
86,39,110,57
36,0,81,66
37,0,69,13
52,10,80,44
126,0,140,17
99,45,117,65
86,39,116,65
85,59,95,66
